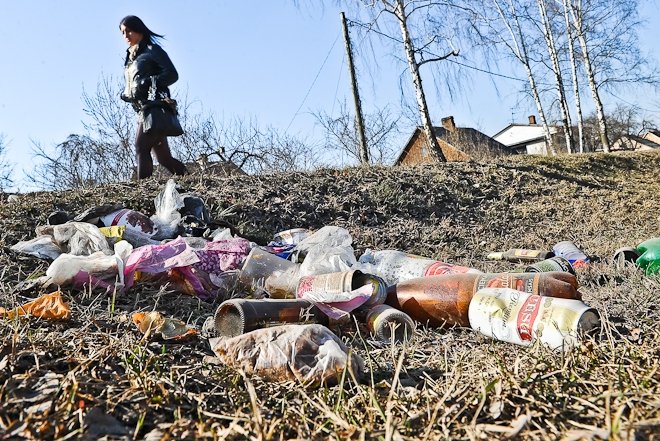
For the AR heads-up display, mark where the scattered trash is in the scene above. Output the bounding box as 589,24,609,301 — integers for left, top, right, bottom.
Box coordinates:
132,311,197,341
635,237,660,275
296,270,387,320
46,210,71,226
487,248,555,263
553,241,590,269
213,298,340,337
355,249,481,286
151,179,185,240
365,304,415,343
239,246,300,298
385,271,581,328
210,323,364,385
612,246,641,270
12,222,113,259
294,226,357,275
0,291,70,320
274,228,310,245
468,288,600,351
524,256,575,275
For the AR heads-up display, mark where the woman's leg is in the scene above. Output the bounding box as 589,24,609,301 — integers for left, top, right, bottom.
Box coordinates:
152,137,187,176
135,122,154,179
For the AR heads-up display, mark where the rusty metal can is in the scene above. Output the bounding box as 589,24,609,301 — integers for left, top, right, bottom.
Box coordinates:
525,256,575,275
365,304,416,343
468,288,600,351
296,270,387,307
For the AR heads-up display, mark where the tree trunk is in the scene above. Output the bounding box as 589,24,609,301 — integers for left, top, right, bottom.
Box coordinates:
493,0,556,155
570,1,610,152
561,0,585,153
536,0,573,153
392,0,446,162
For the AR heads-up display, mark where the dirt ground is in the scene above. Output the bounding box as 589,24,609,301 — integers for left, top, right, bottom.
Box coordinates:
0,151,658,440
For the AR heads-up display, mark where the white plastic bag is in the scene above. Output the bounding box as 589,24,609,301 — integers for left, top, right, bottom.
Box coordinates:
151,179,184,240
295,226,357,276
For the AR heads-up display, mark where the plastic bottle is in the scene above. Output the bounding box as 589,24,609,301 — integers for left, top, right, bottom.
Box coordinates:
238,247,300,298
468,288,600,351
385,271,580,328
356,249,482,287
524,256,575,275
486,249,555,263
365,304,416,343
553,241,589,268
213,298,345,337
635,237,660,275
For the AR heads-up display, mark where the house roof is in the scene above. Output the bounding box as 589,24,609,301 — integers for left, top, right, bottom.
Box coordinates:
395,125,513,164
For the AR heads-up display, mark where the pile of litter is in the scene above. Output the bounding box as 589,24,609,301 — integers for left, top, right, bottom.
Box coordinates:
7,178,659,386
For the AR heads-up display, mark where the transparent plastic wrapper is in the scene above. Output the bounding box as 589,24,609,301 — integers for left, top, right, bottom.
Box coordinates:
295,226,357,276
210,323,364,386
150,179,184,240
635,237,660,275
355,249,482,286
468,288,600,352
99,225,161,248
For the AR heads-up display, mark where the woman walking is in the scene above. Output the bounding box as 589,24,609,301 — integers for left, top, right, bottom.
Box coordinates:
119,15,187,179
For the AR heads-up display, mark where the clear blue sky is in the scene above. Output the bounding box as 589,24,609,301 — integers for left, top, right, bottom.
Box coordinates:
1,1,658,192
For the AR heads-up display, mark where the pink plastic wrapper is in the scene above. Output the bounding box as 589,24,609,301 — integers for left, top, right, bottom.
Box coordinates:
124,237,250,299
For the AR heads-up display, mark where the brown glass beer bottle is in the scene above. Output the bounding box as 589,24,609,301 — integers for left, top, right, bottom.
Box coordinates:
385,272,580,328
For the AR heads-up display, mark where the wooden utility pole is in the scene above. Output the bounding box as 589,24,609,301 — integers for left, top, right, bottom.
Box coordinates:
340,11,369,165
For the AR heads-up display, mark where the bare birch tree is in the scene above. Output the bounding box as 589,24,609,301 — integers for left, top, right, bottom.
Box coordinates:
559,0,586,152
0,134,14,192
470,0,557,154
535,0,574,152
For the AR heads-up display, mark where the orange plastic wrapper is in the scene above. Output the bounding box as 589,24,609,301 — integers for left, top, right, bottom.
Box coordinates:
0,291,70,320
132,311,197,341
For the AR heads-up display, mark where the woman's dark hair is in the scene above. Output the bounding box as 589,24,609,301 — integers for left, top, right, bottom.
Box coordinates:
119,15,164,44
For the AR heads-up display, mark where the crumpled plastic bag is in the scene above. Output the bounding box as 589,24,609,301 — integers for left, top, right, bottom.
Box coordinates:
0,291,70,320
10,235,63,260
40,240,134,290
132,311,197,341
294,226,357,276
151,179,184,240
210,324,364,386
11,222,112,260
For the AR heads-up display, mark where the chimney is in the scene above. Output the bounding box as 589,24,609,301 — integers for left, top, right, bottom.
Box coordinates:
441,116,456,132
528,115,537,125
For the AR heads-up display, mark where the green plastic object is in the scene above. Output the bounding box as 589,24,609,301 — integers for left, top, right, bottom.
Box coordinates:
636,237,660,275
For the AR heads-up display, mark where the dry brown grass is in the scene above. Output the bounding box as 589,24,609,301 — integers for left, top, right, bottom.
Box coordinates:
0,151,658,440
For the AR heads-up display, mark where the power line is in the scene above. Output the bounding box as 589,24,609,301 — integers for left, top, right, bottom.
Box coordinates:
346,18,529,84
286,32,342,132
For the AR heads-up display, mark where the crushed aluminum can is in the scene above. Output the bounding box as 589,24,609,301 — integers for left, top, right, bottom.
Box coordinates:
525,256,575,275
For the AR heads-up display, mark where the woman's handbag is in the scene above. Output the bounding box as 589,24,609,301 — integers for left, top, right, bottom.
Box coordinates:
140,77,184,137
